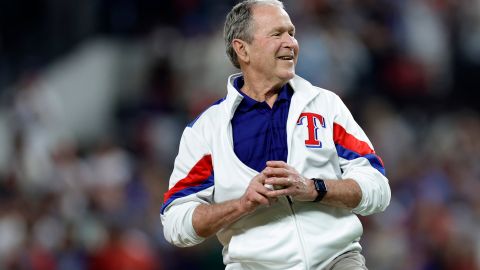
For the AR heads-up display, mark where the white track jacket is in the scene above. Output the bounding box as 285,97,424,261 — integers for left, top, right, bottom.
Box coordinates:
161,74,391,270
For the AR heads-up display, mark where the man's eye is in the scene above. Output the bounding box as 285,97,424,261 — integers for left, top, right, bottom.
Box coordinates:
273,33,281,36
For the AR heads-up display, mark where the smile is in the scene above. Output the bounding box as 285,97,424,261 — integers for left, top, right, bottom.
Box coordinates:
277,56,294,60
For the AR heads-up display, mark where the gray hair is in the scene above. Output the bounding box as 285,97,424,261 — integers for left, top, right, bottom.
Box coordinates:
224,0,284,68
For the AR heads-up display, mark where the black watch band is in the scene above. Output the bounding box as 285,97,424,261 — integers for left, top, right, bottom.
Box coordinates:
311,178,327,202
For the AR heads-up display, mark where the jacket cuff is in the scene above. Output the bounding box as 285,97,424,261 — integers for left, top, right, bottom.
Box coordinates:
346,169,391,216
162,202,206,247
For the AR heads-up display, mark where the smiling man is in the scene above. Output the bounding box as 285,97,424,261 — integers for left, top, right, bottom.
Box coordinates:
161,1,391,269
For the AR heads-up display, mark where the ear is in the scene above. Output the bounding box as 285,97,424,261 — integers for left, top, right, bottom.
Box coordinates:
232,39,250,65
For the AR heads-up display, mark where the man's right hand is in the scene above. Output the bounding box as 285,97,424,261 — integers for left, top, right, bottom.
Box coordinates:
238,172,277,214
192,171,277,238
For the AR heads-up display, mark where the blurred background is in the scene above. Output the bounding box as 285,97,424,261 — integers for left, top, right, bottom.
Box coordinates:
0,0,479,269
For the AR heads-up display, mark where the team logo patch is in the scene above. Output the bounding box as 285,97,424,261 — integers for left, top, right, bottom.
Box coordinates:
297,112,326,148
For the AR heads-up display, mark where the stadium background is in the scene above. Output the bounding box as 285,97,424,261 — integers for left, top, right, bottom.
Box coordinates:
0,0,479,269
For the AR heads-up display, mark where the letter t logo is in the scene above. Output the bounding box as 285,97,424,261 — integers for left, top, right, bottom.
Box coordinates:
297,113,326,148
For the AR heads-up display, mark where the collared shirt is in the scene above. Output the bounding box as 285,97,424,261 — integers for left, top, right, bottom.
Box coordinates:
231,76,294,172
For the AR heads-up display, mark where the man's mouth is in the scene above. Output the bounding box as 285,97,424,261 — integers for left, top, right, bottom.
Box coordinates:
277,55,294,60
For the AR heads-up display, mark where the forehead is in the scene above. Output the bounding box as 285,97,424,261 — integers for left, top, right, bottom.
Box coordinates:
250,4,293,31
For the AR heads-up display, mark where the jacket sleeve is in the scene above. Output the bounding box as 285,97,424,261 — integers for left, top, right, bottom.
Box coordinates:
332,94,391,216
160,126,214,247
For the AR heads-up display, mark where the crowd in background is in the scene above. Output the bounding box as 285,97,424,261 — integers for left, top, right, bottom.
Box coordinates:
0,0,479,269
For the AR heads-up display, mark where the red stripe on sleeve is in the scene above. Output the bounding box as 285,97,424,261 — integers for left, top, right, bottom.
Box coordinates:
163,154,213,203
333,123,384,166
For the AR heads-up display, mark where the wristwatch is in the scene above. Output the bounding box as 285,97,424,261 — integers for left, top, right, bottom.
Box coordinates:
311,178,328,202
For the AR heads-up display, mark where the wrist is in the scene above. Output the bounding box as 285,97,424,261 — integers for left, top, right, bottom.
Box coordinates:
236,197,253,216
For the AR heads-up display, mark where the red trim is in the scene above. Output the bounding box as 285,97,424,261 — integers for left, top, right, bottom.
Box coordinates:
163,154,213,203
333,123,384,166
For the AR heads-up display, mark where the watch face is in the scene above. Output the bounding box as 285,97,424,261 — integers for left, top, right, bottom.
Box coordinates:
314,179,327,192
312,178,327,202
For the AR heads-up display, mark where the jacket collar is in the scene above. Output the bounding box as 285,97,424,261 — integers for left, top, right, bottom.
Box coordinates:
224,73,319,120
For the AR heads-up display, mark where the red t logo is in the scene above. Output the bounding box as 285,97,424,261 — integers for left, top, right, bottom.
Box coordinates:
297,112,326,148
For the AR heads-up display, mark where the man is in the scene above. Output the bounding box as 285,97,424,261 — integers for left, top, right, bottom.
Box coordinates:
161,1,391,269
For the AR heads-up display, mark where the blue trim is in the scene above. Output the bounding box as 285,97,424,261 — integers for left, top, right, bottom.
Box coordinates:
306,143,322,148
335,144,386,175
160,173,214,214
297,115,306,125
187,97,226,127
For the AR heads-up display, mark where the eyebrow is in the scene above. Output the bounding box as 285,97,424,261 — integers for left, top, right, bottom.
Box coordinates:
271,25,295,33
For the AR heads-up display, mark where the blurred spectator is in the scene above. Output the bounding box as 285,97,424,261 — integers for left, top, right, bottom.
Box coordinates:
8,71,68,193
295,0,371,97
89,227,158,270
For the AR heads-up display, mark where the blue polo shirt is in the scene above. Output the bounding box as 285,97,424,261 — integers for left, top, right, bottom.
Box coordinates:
231,76,294,173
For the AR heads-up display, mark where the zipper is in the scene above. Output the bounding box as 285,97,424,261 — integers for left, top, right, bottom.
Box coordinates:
286,196,310,269
285,90,314,269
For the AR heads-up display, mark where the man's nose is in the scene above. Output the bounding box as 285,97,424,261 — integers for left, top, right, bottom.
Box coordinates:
282,33,297,48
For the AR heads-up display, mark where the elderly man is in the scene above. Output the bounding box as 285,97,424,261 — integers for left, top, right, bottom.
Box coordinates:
161,0,391,269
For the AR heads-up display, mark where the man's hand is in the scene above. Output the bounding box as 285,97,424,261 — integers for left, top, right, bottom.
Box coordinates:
239,172,277,214
192,171,277,238
263,160,364,208
263,161,317,201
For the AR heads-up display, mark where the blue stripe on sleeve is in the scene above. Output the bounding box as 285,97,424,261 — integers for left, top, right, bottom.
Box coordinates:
161,173,215,214
335,144,386,175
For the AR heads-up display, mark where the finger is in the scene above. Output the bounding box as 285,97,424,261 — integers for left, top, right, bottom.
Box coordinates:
252,172,267,184
263,167,290,177
265,161,289,168
245,186,269,201
266,188,292,198
250,192,271,206
266,160,288,168
265,177,291,187
251,181,275,196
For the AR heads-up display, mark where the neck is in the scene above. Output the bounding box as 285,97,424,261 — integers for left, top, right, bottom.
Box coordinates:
241,72,288,108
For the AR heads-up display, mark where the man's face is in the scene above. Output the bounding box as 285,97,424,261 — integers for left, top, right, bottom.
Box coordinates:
246,4,299,83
